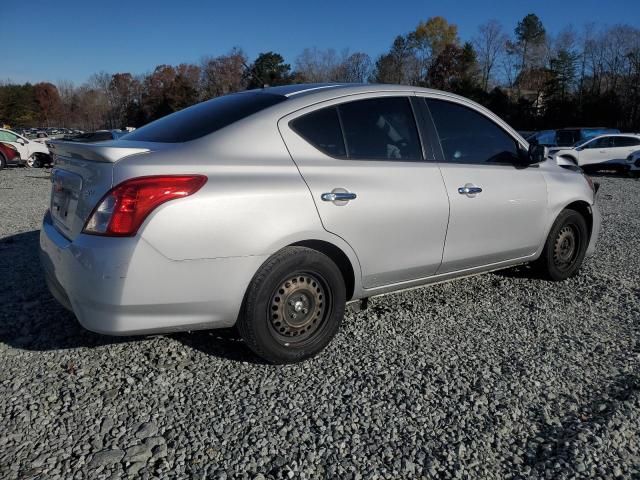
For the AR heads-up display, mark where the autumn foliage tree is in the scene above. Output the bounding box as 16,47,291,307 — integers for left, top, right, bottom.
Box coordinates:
33,83,61,127
1,14,639,132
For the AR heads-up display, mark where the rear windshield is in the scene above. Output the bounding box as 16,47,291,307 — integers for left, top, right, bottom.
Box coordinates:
122,92,287,143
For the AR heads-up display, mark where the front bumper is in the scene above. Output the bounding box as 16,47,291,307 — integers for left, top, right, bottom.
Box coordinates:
39,211,266,335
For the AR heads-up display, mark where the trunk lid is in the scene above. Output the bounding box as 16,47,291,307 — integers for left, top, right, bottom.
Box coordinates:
47,140,151,240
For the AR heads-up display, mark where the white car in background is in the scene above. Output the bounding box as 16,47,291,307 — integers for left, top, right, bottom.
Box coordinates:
627,149,640,176
549,134,640,171
0,128,51,167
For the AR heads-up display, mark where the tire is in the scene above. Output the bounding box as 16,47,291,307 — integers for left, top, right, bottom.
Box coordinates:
237,246,346,364
27,154,38,168
0,154,5,170
535,209,589,281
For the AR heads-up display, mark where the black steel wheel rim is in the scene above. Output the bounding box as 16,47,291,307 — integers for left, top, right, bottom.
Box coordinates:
268,272,331,344
553,224,581,271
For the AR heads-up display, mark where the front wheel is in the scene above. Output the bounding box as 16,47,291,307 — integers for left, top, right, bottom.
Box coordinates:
535,209,588,281
237,246,346,364
27,154,41,168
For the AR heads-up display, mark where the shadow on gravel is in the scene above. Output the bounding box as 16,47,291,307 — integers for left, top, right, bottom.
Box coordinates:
493,264,544,280
587,170,638,179
525,371,640,474
173,329,265,364
0,230,260,363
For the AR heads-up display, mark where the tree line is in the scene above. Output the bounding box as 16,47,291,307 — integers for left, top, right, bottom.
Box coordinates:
1,14,639,132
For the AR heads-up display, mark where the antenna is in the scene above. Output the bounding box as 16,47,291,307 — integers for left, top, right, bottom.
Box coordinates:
243,62,269,89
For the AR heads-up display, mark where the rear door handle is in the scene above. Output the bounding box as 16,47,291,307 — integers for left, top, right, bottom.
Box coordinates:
321,192,357,202
458,186,483,195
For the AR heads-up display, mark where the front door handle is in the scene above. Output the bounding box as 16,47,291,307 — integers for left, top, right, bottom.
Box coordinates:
321,192,357,202
458,185,483,195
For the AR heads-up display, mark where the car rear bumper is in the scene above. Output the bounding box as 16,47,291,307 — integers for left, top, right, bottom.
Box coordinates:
39,211,265,335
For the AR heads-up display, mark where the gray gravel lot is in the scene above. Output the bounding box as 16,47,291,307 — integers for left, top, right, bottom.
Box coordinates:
1,167,639,479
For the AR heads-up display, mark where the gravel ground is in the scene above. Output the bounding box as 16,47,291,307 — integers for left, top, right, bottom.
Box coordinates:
1,167,639,479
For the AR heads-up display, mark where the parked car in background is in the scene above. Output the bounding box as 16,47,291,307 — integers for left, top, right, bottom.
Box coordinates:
64,129,128,143
0,128,51,167
40,84,601,364
550,134,640,171
555,127,620,147
526,130,558,147
517,130,535,139
0,142,23,169
33,131,50,144
627,149,640,176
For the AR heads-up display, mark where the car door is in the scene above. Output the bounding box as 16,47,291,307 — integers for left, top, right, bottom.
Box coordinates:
279,93,450,289
578,136,614,167
0,130,28,160
419,96,548,273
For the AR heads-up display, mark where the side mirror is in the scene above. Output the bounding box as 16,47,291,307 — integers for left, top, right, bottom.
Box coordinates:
528,143,548,164
16,138,25,145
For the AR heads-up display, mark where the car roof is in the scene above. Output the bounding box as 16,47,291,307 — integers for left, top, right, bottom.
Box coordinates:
256,82,462,102
238,82,528,147
589,133,640,138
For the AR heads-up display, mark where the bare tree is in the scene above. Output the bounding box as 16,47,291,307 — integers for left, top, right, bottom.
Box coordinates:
294,48,349,82
473,20,507,90
341,52,372,83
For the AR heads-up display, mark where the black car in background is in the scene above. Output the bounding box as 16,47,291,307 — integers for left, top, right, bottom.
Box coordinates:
63,130,128,143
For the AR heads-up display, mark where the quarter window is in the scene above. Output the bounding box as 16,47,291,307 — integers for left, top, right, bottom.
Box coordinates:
290,107,346,157
426,99,519,164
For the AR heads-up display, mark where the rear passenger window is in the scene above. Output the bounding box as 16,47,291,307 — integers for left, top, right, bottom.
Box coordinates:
426,99,519,164
339,97,422,160
290,97,423,161
614,136,640,147
290,107,346,157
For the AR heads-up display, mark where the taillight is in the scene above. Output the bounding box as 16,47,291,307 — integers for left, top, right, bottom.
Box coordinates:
83,175,207,237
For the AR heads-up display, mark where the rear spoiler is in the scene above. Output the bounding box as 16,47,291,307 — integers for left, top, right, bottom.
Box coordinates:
48,140,150,163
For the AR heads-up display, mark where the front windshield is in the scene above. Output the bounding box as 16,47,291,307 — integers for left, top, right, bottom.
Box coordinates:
573,138,592,148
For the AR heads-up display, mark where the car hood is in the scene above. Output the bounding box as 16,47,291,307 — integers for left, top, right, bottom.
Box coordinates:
31,141,50,153
549,146,575,154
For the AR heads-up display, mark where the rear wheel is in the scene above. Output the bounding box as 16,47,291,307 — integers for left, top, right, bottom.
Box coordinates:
535,209,588,281
237,246,346,364
0,154,6,170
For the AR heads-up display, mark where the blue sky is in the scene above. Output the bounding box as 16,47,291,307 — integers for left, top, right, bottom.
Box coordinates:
2,0,639,85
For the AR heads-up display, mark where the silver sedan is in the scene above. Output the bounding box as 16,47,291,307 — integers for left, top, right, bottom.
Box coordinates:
40,83,601,363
